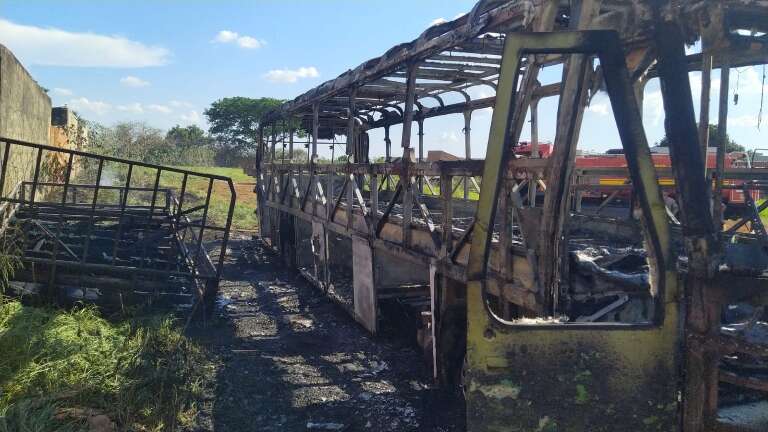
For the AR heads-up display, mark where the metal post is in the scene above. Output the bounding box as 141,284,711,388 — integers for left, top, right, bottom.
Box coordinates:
699,42,713,165
714,55,730,229
29,148,43,204
417,117,425,162
418,117,425,193
401,62,418,246
463,110,472,200
384,125,391,190
652,17,720,431
401,62,418,152
47,153,75,300
271,126,277,162
384,125,391,162
0,142,11,198
80,159,104,265
256,126,265,229
280,121,287,163
347,89,357,159
312,104,319,161
288,127,294,161
441,173,453,257
529,99,540,206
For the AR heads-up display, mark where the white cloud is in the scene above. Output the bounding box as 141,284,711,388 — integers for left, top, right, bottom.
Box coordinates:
430,18,448,26
116,102,144,114
148,104,172,114
440,131,461,144
740,66,768,95
213,30,239,43
213,30,265,49
263,66,319,83
236,36,263,49
52,88,73,96
474,107,493,119
466,86,494,100
68,97,111,115
688,73,721,100
169,100,194,108
643,90,664,126
120,75,150,88
180,110,202,124
729,114,765,128
587,102,609,116
0,18,169,67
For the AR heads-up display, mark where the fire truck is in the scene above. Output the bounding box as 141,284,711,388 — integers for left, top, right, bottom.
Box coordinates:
515,142,756,205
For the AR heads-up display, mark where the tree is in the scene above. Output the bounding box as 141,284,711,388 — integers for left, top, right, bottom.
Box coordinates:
274,148,309,163
166,125,213,150
655,124,744,153
204,97,284,156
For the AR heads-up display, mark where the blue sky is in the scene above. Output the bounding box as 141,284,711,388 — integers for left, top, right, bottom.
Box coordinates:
1,0,767,159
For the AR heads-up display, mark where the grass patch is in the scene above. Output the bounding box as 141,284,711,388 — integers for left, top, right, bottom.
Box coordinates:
95,165,258,232
178,166,257,231
366,175,481,200
0,300,207,431
173,166,254,183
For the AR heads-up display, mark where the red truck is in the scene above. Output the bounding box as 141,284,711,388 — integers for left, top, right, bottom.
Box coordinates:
514,142,755,204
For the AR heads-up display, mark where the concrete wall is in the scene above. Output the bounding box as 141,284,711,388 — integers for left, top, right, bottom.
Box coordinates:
0,44,51,144
0,44,53,196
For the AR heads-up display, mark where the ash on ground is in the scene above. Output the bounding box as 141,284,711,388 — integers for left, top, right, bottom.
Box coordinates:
187,235,464,432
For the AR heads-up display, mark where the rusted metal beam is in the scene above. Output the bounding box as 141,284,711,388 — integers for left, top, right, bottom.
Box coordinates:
463,110,472,200
714,53,730,229
268,2,536,118
652,14,721,431
698,39,712,164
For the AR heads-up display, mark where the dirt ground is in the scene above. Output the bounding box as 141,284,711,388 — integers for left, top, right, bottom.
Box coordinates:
188,234,465,432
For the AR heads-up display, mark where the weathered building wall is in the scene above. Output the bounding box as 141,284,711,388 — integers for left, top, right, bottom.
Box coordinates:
51,106,88,151
0,44,53,196
50,107,88,181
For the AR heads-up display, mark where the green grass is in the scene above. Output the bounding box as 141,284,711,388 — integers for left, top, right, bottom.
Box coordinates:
94,165,258,232
173,166,255,183
175,166,257,231
365,175,481,200
0,300,207,431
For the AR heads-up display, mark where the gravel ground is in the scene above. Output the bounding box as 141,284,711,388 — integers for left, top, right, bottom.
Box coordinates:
188,234,464,432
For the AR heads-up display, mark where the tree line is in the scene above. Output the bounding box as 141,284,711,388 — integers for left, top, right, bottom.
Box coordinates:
86,95,748,170
86,97,285,167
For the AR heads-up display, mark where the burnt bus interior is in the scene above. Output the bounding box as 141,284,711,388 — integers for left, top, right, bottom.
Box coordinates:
254,0,768,430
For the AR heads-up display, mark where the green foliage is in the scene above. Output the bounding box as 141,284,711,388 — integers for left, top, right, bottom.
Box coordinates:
173,166,254,182
0,301,206,431
87,122,216,167
574,384,590,405
0,226,22,295
204,97,284,158
166,125,211,150
273,148,309,164
655,124,744,152
128,165,258,231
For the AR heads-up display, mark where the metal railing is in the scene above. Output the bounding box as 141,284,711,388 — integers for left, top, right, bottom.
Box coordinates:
0,136,236,308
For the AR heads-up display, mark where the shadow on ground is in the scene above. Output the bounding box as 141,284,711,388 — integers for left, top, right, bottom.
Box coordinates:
187,236,465,432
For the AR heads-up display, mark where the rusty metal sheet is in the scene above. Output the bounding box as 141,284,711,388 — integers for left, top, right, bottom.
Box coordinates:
353,235,377,333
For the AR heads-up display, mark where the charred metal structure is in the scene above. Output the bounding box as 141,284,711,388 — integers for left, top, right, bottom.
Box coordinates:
0,137,236,313
256,1,768,430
